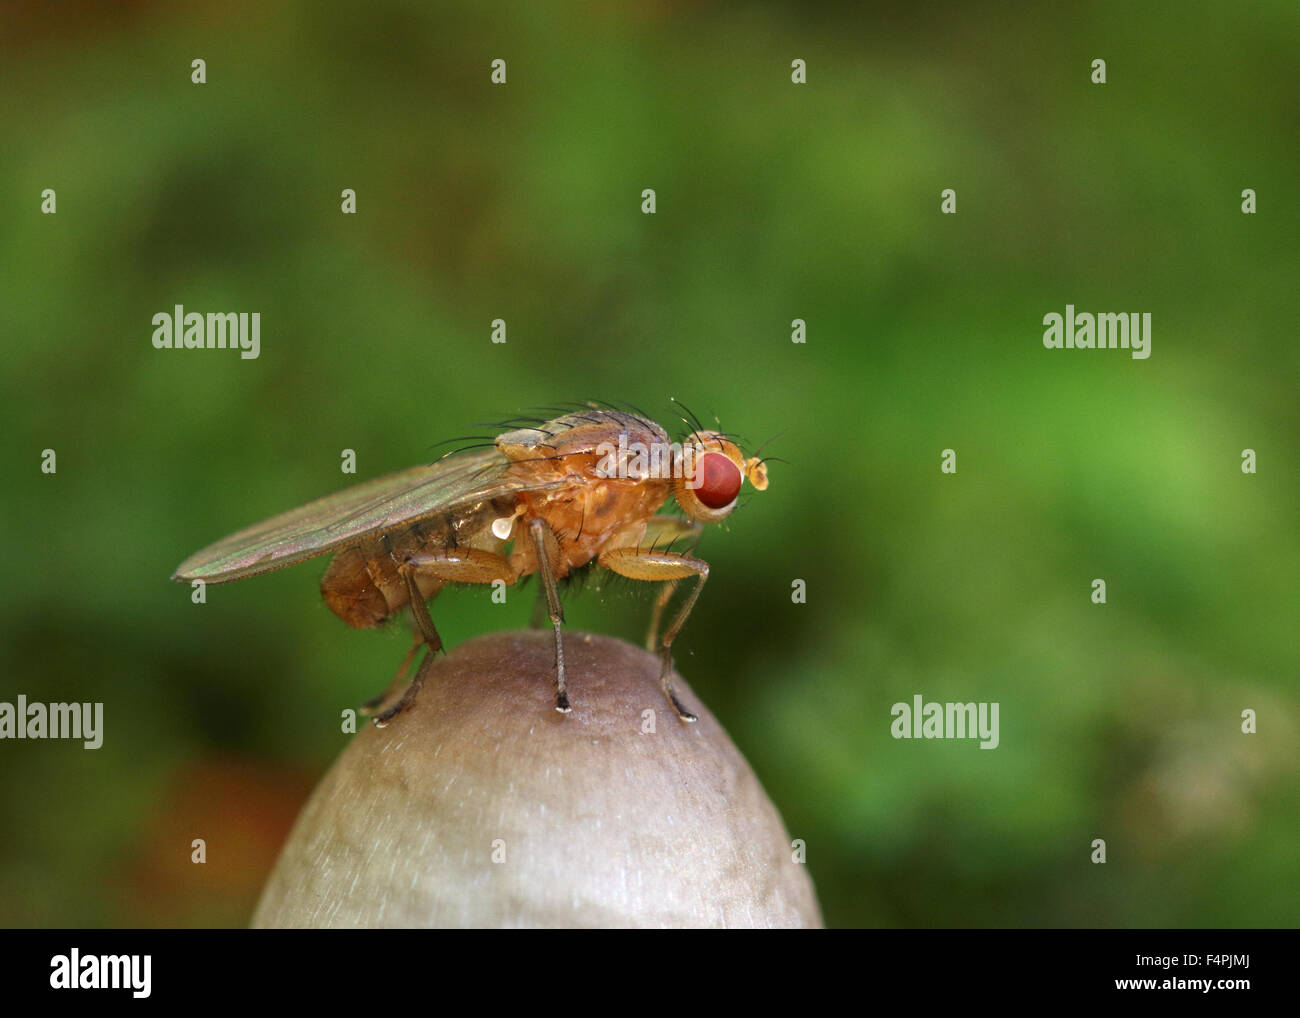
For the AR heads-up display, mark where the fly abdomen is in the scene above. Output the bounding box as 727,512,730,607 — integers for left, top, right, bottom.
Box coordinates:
320,546,392,628
320,520,455,629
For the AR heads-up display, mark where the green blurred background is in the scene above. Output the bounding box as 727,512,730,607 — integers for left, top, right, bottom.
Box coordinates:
1,0,1297,928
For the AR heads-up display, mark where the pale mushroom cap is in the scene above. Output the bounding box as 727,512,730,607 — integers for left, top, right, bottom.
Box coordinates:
253,630,822,928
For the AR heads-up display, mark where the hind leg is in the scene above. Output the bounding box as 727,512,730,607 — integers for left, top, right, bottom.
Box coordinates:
371,547,516,727
360,630,424,716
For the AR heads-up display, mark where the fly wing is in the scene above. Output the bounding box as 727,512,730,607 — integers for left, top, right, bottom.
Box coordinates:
173,448,558,583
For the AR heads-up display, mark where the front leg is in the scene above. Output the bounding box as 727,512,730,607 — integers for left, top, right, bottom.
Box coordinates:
636,516,703,651
597,547,708,722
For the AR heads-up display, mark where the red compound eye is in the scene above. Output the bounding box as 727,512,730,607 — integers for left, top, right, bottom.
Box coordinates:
696,452,742,509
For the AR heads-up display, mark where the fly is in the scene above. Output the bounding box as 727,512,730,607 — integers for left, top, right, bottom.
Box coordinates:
172,404,770,725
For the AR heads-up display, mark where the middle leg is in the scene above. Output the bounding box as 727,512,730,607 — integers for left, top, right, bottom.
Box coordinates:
528,518,570,714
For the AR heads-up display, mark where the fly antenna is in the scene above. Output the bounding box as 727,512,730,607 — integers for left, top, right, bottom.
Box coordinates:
750,429,788,461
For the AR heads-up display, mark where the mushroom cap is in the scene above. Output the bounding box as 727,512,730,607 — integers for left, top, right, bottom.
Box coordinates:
253,630,822,928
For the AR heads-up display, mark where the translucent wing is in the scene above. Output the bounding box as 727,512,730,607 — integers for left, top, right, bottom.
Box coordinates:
173,447,561,583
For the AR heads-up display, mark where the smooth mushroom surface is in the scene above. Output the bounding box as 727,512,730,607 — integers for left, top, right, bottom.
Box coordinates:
253,629,822,928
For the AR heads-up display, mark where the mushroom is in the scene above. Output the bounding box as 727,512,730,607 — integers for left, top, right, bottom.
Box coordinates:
253,630,822,928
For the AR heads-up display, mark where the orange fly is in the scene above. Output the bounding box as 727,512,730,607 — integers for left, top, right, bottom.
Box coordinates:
173,403,770,724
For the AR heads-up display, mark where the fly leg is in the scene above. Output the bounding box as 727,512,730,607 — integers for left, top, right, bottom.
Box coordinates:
371,570,442,727
621,516,702,652
646,581,678,652
359,630,423,716
371,547,517,727
528,518,570,714
596,547,708,722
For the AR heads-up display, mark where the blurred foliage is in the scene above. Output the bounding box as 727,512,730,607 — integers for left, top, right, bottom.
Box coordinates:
1,0,1297,927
